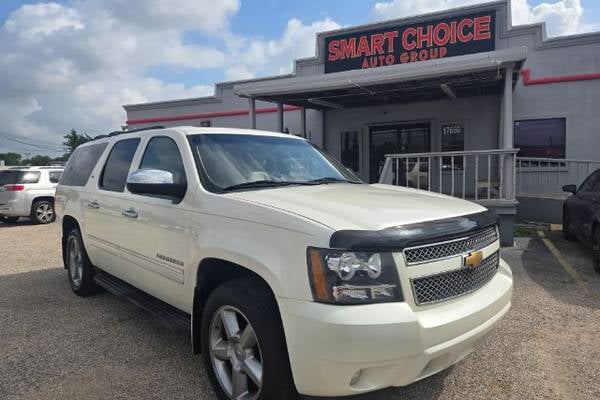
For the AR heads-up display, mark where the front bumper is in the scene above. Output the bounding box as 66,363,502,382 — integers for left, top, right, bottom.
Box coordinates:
278,258,512,397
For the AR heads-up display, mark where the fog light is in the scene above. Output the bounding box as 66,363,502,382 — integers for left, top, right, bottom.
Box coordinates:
332,284,397,302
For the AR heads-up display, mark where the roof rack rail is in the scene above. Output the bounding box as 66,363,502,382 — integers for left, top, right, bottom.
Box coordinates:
90,125,166,141
127,125,165,133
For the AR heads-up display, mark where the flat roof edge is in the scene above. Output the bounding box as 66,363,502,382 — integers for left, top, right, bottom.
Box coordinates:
234,47,526,97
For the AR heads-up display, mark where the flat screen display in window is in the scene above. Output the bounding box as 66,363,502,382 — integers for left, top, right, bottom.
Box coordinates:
514,118,566,159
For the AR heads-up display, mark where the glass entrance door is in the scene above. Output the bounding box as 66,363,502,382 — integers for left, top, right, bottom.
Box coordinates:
369,123,430,183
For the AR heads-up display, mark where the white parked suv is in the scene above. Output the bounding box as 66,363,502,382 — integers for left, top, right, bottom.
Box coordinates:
0,167,63,224
55,127,513,399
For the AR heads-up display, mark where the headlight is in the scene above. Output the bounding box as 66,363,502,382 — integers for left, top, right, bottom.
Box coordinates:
307,247,403,304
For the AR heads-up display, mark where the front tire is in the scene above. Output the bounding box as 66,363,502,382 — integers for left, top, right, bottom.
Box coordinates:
31,200,55,224
66,228,99,296
201,278,297,400
562,208,576,241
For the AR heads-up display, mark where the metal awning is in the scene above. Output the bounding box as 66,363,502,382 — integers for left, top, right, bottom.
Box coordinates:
234,47,526,109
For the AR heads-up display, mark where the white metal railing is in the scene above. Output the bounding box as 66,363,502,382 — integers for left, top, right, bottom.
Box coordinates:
516,157,600,196
379,149,519,202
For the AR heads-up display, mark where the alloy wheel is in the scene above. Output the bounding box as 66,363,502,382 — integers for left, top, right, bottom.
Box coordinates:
36,203,54,223
209,306,263,400
68,237,84,288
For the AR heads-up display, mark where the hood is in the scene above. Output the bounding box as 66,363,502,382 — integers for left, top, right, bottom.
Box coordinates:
227,183,487,231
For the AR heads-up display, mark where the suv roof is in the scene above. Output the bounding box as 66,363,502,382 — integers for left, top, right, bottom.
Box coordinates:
82,126,305,147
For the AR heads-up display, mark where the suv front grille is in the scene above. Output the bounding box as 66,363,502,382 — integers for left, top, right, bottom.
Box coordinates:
411,252,500,305
403,227,498,265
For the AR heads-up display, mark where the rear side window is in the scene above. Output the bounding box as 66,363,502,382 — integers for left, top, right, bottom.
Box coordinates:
61,143,108,186
100,138,140,192
49,171,62,183
0,171,40,186
21,171,40,183
0,171,40,184
139,137,187,185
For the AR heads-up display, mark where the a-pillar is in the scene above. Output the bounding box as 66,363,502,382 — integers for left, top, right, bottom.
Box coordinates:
248,97,256,129
277,102,284,133
300,107,306,138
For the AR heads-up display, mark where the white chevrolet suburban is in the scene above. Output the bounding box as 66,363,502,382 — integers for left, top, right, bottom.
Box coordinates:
55,126,513,399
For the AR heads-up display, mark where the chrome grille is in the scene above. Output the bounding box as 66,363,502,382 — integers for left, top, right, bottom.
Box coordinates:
411,252,500,305
403,227,497,265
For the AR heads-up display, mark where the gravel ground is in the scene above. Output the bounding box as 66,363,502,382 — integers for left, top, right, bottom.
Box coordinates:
0,220,599,400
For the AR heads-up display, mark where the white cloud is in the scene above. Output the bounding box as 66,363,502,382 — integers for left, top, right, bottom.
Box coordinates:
0,1,339,154
226,18,341,77
0,1,239,153
371,0,595,36
3,3,84,38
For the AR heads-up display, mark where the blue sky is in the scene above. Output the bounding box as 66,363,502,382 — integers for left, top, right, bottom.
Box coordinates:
0,0,599,154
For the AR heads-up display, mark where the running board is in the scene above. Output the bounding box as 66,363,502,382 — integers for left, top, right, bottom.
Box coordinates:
94,272,190,332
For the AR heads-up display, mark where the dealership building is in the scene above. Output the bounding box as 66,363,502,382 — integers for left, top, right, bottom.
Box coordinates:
123,0,600,245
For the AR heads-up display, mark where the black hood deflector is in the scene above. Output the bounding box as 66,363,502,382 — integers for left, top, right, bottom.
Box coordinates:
329,210,497,251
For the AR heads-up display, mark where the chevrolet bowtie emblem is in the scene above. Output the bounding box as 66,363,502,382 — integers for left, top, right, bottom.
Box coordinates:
464,251,483,268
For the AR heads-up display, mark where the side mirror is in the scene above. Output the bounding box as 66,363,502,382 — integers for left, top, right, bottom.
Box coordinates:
126,169,186,201
562,184,577,194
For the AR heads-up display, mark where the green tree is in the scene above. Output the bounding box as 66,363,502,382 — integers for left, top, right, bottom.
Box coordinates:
63,129,92,156
0,152,22,166
29,155,52,166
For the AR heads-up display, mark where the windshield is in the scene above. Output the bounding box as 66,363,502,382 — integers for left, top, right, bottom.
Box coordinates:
189,134,361,192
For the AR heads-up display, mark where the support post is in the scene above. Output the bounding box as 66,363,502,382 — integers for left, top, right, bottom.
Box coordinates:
502,65,515,201
300,107,307,138
277,102,284,133
249,97,256,129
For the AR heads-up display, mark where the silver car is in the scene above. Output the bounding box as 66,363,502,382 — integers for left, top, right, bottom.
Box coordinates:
0,167,63,224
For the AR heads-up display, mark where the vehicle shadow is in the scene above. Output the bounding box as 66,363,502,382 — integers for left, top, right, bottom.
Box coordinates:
511,235,600,309
0,267,449,400
0,218,39,228
303,369,451,400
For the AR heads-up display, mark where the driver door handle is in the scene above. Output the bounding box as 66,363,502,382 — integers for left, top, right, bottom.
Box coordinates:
87,200,100,209
121,207,138,219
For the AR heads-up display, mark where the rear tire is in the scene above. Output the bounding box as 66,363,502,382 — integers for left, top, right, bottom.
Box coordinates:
562,208,576,241
593,226,600,274
0,216,19,224
31,200,55,224
201,277,297,400
66,228,99,296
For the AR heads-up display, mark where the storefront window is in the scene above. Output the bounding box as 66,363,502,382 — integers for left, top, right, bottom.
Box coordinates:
441,123,464,169
341,131,359,172
514,118,566,159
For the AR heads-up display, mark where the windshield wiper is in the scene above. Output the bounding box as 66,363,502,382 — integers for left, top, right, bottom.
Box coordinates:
307,177,361,184
223,180,300,191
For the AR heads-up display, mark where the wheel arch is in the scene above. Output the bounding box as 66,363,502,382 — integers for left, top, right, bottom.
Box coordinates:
61,215,81,269
31,196,55,209
191,257,279,354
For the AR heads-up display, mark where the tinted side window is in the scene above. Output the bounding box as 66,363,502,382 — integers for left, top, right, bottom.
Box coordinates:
139,137,186,185
61,143,108,186
100,139,140,192
21,171,40,183
49,171,62,183
580,170,600,193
